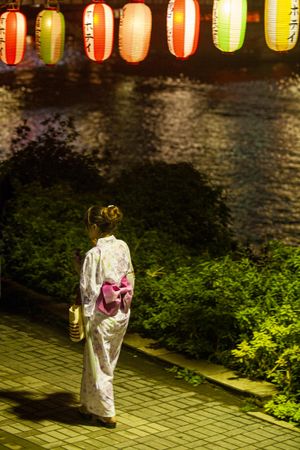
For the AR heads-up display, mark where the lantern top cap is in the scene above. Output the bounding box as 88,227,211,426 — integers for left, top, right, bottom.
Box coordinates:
7,0,21,11
45,0,60,11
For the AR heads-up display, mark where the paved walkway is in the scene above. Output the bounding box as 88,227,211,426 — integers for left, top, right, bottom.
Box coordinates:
0,312,299,450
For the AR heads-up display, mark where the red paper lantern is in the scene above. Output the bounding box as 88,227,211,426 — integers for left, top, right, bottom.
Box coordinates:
167,0,200,59
0,8,27,65
119,0,152,64
83,1,114,62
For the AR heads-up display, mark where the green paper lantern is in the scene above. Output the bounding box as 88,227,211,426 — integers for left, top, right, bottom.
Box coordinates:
35,8,65,65
212,0,247,52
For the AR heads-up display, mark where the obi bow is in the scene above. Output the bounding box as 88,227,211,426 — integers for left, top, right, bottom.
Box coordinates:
96,276,133,317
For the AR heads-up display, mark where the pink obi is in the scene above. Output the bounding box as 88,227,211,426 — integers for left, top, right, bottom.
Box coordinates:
96,276,133,317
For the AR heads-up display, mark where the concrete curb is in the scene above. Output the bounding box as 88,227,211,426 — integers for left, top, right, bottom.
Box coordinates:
121,334,300,433
122,333,278,402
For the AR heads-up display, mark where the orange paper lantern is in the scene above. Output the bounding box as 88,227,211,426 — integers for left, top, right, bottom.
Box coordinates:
119,0,152,63
167,0,200,59
0,8,27,65
83,0,114,62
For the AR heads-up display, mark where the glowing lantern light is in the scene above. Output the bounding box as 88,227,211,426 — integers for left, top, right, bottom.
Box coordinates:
35,7,65,65
265,0,299,52
119,0,152,64
212,0,247,52
167,0,200,59
83,1,114,62
0,8,27,65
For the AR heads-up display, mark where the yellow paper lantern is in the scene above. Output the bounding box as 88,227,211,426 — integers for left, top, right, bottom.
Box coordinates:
265,0,299,51
119,0,152,63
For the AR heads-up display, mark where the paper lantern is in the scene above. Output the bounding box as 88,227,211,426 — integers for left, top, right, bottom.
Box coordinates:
265,0,299,51
83,1,114,62
167,0,200,59
35,8,65,65
0,9,27,65
212,0,247,52
119,0,152,63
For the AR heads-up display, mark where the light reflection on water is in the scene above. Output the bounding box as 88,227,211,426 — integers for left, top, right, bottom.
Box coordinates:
0,42,300,245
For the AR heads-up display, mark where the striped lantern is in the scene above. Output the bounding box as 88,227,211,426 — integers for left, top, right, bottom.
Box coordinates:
119,0,152,63
35,8,65,65
167,0,200,59
0,9,27,65
212,0,247,52
83,1,114,62
265,0,299,51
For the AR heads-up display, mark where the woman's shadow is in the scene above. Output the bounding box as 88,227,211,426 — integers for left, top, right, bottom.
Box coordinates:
0,390,89,425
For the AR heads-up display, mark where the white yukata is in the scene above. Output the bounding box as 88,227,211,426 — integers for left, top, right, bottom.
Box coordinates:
80,235,134,418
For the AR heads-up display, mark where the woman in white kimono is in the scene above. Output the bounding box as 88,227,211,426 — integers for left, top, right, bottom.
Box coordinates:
79,205,134,428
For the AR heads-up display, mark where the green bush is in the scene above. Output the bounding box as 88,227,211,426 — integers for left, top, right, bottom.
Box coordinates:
231,243,300,393
0,116,105,213
112,162,233,256
1,180,192,302
131,251,300,359
265,395,300,425
131,258,249,356
1,182,94,300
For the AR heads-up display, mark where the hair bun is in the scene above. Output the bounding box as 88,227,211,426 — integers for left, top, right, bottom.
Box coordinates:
101,205,123,225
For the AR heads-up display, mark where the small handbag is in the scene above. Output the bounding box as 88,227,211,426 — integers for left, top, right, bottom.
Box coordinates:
69,304,85,342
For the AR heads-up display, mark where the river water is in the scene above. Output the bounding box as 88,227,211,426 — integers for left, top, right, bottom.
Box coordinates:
1,38,300,245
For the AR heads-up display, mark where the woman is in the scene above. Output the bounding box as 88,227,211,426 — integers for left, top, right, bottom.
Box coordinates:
79,204,134,428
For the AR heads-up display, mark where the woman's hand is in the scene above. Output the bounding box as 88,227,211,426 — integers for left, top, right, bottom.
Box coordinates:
74,286,82,305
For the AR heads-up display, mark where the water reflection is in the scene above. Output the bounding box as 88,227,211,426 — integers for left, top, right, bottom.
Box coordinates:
0,40,300,245
0,87,24,158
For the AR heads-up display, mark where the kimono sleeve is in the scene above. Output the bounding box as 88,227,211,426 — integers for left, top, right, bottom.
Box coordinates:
80,249,102,318
125,244,135,289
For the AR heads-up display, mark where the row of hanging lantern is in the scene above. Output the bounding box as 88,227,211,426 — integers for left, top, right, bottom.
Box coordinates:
0,0,299,66
0,0,65,65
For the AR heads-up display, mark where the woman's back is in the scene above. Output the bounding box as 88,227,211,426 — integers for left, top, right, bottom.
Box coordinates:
96,235,132,285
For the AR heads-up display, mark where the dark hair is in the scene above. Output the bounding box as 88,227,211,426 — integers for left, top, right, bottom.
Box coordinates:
85,205,123,234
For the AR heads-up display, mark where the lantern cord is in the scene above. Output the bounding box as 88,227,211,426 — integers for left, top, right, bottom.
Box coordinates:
45,0,60,11
0,0,21,11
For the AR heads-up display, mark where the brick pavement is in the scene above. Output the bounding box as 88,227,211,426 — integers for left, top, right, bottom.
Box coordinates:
0,312,299,450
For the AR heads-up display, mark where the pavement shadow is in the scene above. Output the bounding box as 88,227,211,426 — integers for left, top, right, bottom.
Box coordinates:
0,390,89,426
